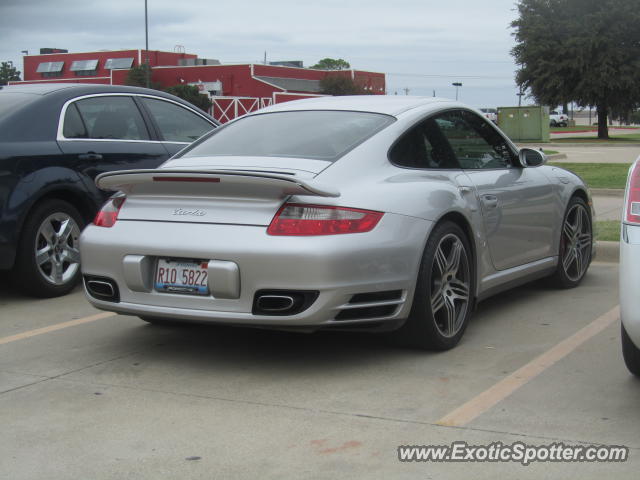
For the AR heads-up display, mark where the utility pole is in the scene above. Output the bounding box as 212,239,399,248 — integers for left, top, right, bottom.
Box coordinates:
517,88,525,107
452,82,462,101
145,0,150,88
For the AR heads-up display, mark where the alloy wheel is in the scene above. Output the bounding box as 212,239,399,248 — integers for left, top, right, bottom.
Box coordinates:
430,233,471,338
561,203,591,282
34,212,81,285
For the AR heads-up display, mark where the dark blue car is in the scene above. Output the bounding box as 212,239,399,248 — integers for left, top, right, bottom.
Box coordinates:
0,83,218,297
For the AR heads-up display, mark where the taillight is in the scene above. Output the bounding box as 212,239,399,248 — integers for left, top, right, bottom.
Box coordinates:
626,162,640,224
93,196,126,228
267,204,383,236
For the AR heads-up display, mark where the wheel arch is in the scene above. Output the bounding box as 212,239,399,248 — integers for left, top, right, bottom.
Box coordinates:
571,187,590,208
16,187,98,242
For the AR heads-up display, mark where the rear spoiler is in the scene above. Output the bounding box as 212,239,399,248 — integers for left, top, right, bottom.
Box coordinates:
96,169,340,198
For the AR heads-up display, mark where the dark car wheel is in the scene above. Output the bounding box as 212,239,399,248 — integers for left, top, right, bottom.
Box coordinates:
622,324,640,377
393,221,474,350
14,199,84,298
551,196,592,288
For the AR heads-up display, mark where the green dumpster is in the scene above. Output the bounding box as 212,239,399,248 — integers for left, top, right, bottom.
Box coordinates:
497,106,550,142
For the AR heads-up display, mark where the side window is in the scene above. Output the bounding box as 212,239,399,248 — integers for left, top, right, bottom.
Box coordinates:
62,104,87,138
390,118,458,169
434,110,516,169
141,97,213,142
67,96,150,140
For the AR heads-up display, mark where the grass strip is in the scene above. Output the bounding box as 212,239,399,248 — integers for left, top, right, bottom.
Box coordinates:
548,163,629,189
595,220,620,242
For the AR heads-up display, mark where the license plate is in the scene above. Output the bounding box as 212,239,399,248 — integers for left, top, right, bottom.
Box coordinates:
155,259,209,295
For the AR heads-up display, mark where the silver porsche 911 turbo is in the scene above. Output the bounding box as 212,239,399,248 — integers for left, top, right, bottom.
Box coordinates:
80,96,594,350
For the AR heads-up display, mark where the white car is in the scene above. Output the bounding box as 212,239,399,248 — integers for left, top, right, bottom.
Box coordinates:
550,111,569,127
620,158,640,376
479,108,497,124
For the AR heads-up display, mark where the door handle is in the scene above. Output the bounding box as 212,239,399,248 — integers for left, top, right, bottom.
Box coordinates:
78,152,103,161
481,194,499,208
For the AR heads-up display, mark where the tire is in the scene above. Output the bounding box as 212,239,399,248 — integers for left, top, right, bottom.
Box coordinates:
550,120,558,127
392,221,475,350
13,199,85,298
622,324,640,377
551,196,592,288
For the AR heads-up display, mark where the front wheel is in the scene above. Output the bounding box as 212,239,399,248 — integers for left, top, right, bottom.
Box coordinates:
13,199,85,298
551,196,592,288
622,324,640,377
392,221,474,350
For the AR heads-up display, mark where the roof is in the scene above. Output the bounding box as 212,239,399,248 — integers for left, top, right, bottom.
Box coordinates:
255,76,321,93
0,83,174,98
258,95,459,117
0,83,85,95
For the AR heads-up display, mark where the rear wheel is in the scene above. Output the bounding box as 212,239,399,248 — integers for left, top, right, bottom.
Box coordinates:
622,324,640,377
551,197,592,288
393,221,474,350
14,199,84,298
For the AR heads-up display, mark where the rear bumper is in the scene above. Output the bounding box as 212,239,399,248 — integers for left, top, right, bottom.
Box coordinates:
80,213,432,329
620,224,640,347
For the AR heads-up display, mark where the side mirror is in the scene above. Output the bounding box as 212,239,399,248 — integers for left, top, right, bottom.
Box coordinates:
518,148,547,168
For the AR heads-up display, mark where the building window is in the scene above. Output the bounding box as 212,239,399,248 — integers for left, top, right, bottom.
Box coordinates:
70,59,98,76
37,61,64,78
74,70,98,77
104,57,134,69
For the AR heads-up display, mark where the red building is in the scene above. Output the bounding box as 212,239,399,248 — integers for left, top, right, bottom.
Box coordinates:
13,49,386,122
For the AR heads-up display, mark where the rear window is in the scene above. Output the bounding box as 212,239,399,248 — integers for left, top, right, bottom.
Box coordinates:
182,110,395,161
0,93,38,119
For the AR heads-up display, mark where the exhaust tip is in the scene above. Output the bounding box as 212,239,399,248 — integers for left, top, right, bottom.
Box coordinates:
252,290,318,316
84,275,120,302
257,295,295,312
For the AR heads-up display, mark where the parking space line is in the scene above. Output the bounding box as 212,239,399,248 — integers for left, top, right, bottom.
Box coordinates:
0,312,116,346
437,305,620,427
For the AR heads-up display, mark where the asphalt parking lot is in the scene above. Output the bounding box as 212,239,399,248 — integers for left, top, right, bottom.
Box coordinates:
0,262,637,479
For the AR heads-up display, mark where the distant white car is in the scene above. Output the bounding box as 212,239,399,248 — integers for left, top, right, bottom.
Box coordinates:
479,108,497,124
620,158,640,376
550,111,569,127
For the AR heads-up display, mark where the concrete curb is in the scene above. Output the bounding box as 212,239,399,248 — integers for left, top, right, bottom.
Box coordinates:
591,188,624,197
595,241,619,263
546,153,567,161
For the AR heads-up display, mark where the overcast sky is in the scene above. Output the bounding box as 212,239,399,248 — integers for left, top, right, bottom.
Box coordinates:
1,0,527,107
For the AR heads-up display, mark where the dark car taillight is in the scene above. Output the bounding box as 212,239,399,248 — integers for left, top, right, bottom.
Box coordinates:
93,195,126,228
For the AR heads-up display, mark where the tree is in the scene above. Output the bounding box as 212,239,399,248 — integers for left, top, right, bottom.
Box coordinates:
511,0,640,138
165,84,212,112
311,58,351,70
319,75,367,96
0,61,21,85
124,64,161,89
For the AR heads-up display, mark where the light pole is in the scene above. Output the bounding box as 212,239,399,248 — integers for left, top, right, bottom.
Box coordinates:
144,0,150,88
452,82,462,101
517,88,525,107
